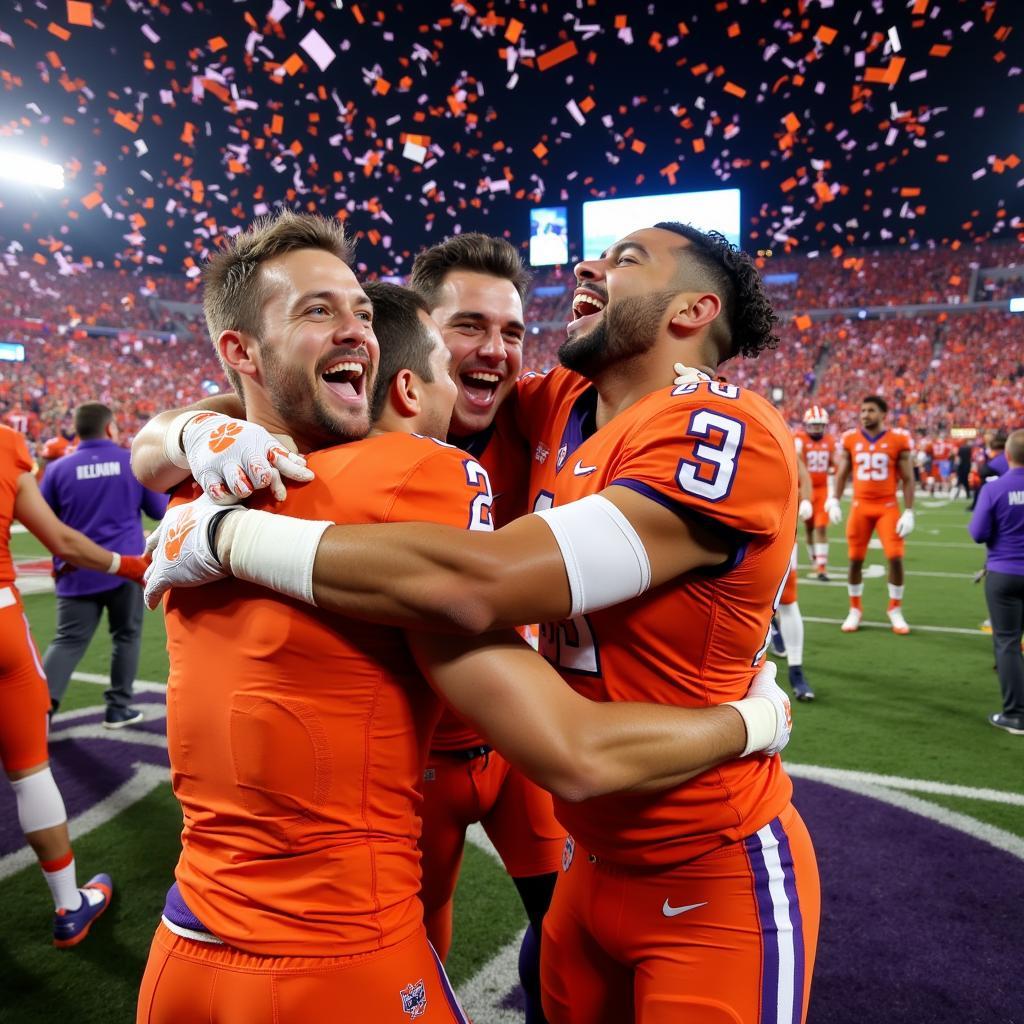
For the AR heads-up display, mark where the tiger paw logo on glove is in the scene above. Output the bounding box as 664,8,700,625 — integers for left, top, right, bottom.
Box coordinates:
208,422,244,453
164,509,199,562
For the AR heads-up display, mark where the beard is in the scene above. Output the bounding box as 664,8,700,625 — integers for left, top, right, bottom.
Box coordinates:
259,338,372,449
558,289,678,378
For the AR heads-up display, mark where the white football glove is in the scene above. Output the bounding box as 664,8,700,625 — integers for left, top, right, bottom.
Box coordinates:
895,509,915,538
672,362,713,386
745,661,793,757
168,411,313,505
824,496,843,525
143,495,242,610
798,498,814,522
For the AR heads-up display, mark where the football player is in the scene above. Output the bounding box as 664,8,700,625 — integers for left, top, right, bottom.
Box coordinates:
828,395,915,634
794,406,837,579
0,424,146,947
144,222,819,1024
133,214,792,1023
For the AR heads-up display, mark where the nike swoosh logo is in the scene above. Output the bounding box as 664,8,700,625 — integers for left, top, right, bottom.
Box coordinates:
662,900,707,918
573,460,598,476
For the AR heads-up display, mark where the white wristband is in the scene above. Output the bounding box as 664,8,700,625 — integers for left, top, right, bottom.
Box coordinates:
724,697,777,757
227,509,333,606
533,494,651,618
164,410,203,470
106,552,121,575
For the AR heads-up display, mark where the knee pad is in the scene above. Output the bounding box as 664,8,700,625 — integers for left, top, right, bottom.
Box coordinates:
11,766,67,835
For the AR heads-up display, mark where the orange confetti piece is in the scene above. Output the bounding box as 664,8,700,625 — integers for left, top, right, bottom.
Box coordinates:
208,36,227,52
724,81,746,99
374,77,391,95
579,96,596,114
815,25,837,45
692,138,705,154
81,190,102,209
929,44,951,57
505,18,523,44
614,15,628,29
631,139,646,154
911,0,929,13
864,56,905,84
793,315,812,331
66,1,93,27
537,41,578,72
727,22,740,38
532,142,548,159
783,112,801,133
899,187,921,197
47,22,71,41
282,53,304,76
780,176,797,192
813,181,833,203
181,121,195,144
270,114,284,135
113,110,139,133
350,4,365,25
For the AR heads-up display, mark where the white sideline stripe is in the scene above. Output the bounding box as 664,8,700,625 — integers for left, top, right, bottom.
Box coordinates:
458,928,528,1024
71,671,166,689
786,763,1024,808
48,721,169,749
802,615,986,637
790,772,1024,863
798,563,975,580
11,524,27,534
0,762,169,882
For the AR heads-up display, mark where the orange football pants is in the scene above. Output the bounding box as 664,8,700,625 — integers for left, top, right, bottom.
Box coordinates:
0,588,52,773
846,500,903,560
137,922,469,1024
810,486,830,530
420,748,565,959
541,804,820,1024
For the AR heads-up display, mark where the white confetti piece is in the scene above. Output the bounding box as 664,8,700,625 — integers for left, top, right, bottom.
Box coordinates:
300,28,336,72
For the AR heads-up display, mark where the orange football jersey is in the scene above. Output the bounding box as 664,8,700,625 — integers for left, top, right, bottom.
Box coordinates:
841,427,912,503
1,425,33,586
793,429,836,488
163,432,494,957
431,402,531,751
931,439,954,461
517,368,797,867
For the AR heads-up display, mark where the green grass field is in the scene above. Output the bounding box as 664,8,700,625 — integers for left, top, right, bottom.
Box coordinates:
2,498,1022,1022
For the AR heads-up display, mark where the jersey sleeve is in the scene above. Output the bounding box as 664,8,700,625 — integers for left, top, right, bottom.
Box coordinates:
385,442,495,532
610,385,794,538
10,431,33,475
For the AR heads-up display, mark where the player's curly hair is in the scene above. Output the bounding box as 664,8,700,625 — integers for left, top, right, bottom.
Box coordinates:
410,233,531,308
653,222,780,361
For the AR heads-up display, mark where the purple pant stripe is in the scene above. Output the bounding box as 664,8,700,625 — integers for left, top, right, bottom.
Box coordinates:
770,816,807,1024
429,940,471,1023
745,830,781,1024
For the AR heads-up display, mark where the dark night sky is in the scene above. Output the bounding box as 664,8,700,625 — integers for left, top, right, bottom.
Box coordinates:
0,0,1020,278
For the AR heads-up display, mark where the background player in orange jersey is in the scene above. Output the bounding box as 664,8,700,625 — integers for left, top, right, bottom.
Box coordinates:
135,214,791,1024
0,423,146,948
147,222,820,1024
793,406,838,580
408,235,562,1021
828,394,916,635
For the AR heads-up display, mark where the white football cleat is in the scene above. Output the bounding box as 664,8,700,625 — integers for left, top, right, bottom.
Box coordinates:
840,608,862,633
887,607,910,635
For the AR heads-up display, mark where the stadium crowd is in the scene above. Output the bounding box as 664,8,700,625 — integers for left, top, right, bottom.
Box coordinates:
1,239,1021,451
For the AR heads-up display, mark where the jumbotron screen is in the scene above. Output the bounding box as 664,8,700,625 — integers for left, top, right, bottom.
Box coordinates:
529,206,569,266
582,188,741,260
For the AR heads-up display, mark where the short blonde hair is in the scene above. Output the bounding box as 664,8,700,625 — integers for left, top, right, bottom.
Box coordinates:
202,210,355,392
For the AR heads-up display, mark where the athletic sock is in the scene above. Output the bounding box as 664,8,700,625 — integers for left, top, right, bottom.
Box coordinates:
40,851,82,912
888,583,904,610
848,584,863,611
776,602,804,667
813,543,828,572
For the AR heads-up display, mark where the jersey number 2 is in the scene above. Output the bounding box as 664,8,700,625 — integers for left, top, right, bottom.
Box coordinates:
464,460,494,531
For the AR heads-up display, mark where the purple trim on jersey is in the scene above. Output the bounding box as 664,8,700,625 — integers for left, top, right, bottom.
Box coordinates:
429,940,471,1022
771,816,807,1024
555,387,598,474
610,478,748,575
860,428,887,444
162,881,213,935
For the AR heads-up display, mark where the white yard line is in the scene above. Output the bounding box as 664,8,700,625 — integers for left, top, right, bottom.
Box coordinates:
801,615,987,636
457,929,529,1024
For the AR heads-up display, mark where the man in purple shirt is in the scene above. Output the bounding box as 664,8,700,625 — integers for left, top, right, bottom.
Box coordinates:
41,403,168,726
969,429,1024,735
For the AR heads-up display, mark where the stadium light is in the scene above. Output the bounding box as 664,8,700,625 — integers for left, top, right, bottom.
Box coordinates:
0,149,65,190
1009,296,1024,313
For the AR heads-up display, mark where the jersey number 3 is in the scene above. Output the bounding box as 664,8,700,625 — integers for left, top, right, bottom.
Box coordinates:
676,410,746,502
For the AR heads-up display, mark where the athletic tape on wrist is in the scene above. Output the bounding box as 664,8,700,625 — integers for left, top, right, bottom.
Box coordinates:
164,411,202,470
106,552,121,575
228,509,333,606
724,697,777,757
533,494,651,618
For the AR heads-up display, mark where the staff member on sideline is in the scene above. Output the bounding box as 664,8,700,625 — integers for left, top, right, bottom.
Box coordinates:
969,429,1024,735
41,402,168,725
